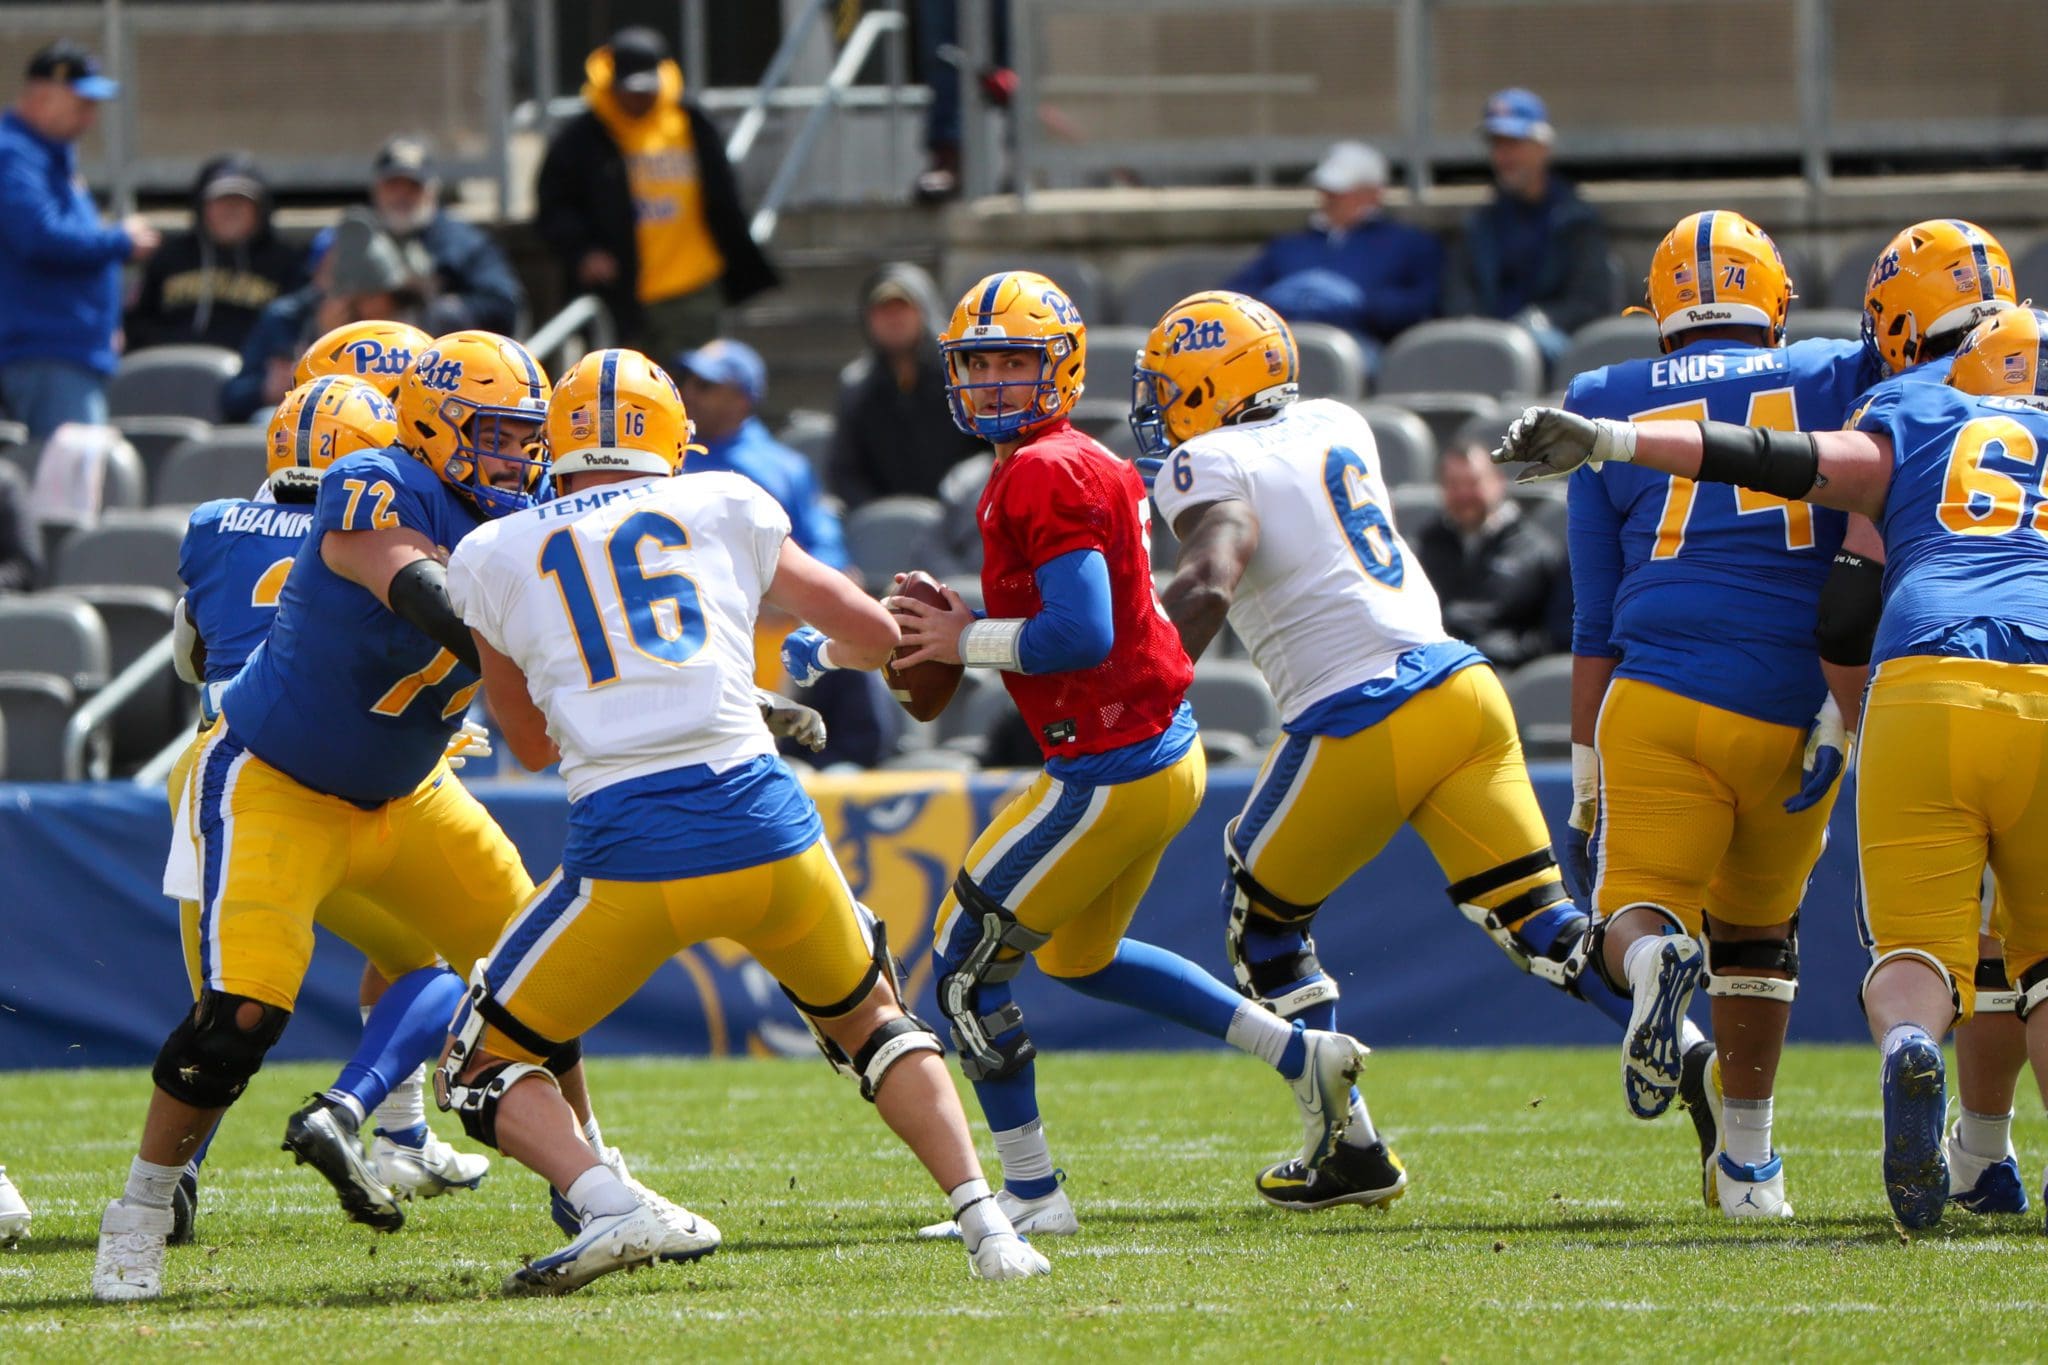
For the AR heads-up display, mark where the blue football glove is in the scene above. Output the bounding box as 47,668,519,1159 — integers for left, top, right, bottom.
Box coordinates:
1784,695,1849,813
781,626,836,688
1563,743,1598,903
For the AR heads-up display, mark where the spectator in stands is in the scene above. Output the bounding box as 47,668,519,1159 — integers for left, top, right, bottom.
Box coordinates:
1413,441,1568,671
828,264,983,509
537,27,778,361
0,462,41,592
0,41,158,438
361,137,523,334
1444,88,1610,365
220,210,425,422
125,154,302,354
1224,140,1441,367
674,339,848,570
913,1,1014,203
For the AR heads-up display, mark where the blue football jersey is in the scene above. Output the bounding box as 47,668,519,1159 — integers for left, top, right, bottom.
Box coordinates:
178,498,315,686
220,449,487,806
1854,383,2048,666
1565,338,1869,727
1846,354,1954,420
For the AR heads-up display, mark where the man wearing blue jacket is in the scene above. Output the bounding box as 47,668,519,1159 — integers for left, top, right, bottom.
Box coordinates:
0,41,159,436
1224,141,1441,372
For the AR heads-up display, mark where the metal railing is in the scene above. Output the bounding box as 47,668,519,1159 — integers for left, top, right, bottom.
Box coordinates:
523,293,618,378
748,7,909,246
68,633,175,781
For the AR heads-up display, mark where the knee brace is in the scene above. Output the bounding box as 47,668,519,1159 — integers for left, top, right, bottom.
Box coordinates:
936,870,1050,1082
1585,902,1692,997
1448,850,1580,992
788,911,946,1101
1975,958,2021,1015
1858,948,1962,1020
434,967,578,1148
1222,833,1336,1020
152,990,291,1108
2012,959,2048,1020
1702,918,1800,1005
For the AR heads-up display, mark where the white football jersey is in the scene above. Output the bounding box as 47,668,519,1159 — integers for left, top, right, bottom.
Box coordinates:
448,471,786,802
1150,398,1452,721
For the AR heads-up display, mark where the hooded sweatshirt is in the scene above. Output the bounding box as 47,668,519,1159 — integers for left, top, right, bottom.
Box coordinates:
126,154,303,352
827,262,986,508
583,49,724,304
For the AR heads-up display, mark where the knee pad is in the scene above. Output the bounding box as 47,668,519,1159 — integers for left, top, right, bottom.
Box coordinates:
936,871,1050,1081
1702,918,1800,1005
1221,836,1336,1020
2012,959,2048,1020
152,990,291,1108
439,1059,560,1149
1448,850,1578,990
1858,948,1961,1020
434,967,575,1147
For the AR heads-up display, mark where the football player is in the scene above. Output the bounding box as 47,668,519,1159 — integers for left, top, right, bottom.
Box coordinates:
1818,221,2026,1215
1498,303,2048,1231
1133,290,1653,1212
441,349,1045,1293
791,272,1371,1241
161,373,490,1242
1558,212,1874,1218
92,332,702,1301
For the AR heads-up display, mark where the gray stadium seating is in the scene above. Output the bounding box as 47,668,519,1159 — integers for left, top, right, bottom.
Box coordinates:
1115,249,1255,328
1510,484,1569,547
774,411,835,482
1558,315,1660,382
1186,659,1281,748
844,496,945,578
1353,403,1436,489
1390,393,1502,455
1378,319,1545,400
1777,245,1822,310
1388,484,1444,534
1504,653,1574,760
106,345,240,423
931,453,994,575
1825,233,1897,311
67,585,186,767
944,255,1107,328
53,510,188,595
155,430,268,507
1087,326,1149,377
0,671,78,781
938,669,1021,760
0,420,26,460
113,416,213,495
1292,323,1368,401
0,595,110,691
1783,309,1865,344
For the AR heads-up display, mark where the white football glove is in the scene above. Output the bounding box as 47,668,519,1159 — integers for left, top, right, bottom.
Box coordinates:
968,1231,1051,1281
757,688,828,752
1495,407,1637,482
444,720,492,769
1568,743,1598,837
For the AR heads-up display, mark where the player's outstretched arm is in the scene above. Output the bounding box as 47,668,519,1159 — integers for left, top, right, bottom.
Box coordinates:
764,539,899,672
321,526,481,670
472,632,560,771
1161,499,1259,662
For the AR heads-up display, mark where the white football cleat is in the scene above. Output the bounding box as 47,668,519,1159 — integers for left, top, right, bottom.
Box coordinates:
968,1230,1051,1281
372,1127,489,1200
1715,1152,1794,1220
1291,1029,1369,1168
601,1146,721,1263
1622,934,1703,1119
91,1198,172,1302
503,1203,666,1297
0,1167,28,1246
919,1182,1078,1240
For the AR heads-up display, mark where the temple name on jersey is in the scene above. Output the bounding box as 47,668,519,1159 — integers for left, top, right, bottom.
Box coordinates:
1649,349,1788,388
215,506,314,538
533,481,661,521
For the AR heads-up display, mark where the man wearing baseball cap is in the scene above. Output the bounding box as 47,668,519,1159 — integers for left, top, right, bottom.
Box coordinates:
0,41,160,436
1445,87,1610,365
125,154,302,353
1224,138,1443,369
365,135,522,334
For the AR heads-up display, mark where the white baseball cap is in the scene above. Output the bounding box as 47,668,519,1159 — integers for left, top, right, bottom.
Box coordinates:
1308,141,1388,193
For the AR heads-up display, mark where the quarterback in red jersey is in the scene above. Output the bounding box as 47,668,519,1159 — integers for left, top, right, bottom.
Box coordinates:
875,271,1371,1240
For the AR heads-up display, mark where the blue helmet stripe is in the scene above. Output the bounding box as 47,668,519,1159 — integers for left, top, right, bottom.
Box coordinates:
296,374,338,467
511,339,544,401
1694,212,1717,305
598,349,619,449
1947,220,1995,302
977,273,1007,326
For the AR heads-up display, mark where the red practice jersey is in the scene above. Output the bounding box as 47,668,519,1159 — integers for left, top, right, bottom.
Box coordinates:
975,419,1194,760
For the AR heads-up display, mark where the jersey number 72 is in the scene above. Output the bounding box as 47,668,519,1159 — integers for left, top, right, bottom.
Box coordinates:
539,510,708,686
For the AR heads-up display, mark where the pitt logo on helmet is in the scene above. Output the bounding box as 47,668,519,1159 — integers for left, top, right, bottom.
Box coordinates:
294,320,433,400
1130,290,1298,467
1862,219,2017,374
414,354,466,393
1167,316,1229,354
1642,210,1791,354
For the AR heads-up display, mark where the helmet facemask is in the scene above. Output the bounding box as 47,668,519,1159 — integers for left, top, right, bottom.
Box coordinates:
942,338,1072,442
442,398,549,518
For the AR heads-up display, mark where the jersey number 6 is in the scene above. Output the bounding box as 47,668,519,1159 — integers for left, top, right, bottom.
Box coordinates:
539,510,708,686
1324,445,1405,588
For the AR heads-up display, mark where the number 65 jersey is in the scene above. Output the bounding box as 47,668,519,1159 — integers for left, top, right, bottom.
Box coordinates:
1150,398,1458,725
446,471,786,801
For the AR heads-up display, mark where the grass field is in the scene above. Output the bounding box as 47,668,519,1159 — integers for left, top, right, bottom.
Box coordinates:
1,1045,2041,1362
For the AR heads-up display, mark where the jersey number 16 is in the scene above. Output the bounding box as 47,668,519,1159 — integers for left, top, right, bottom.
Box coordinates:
539,510,708,686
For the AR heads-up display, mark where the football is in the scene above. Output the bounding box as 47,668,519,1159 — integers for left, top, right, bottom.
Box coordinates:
884,570,966,722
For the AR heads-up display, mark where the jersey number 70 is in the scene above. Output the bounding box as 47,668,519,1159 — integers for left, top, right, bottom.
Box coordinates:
539,510,707,686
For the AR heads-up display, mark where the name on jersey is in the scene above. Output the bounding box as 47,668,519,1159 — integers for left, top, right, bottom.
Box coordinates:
535,482,655,520
1649,349,1786,387
216,506,313,538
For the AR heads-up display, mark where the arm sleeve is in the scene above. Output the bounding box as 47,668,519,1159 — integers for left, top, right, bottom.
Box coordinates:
1017,548,1115,674
0,160,129,268
1565,446,1625,660
1358,231,1445,338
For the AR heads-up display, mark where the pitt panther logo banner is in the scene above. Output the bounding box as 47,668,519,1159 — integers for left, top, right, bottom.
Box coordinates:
413,353,465,393
1168,316,1229,354
345,338,415,380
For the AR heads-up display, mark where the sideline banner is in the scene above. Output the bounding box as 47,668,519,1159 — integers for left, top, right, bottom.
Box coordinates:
0,766,1869,1069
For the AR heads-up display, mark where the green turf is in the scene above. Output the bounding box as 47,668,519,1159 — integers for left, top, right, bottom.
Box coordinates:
0,1046,2039,1361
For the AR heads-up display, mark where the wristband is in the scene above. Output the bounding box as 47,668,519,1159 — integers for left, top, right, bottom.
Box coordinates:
959,618,1025,670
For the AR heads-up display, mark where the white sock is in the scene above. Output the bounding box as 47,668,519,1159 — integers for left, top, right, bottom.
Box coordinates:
563,1165,638,1221
1680,1017,1707,1051
321,1090,368,1129
124,1156,184,1210
947,1177,1015,1251
992,1119,1055,1191
1959,1107,2014,1159
1723,1095,1774,1166
1338,1089,1380,1150
1225,1003,1296,1072
1622,935,1665,983
1881,1022,1931,1057
374,1066,430,1137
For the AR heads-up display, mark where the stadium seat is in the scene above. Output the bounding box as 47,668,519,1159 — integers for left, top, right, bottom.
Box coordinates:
112,416,212,497
944,254,1107,326
1292,324,1368,401
0,671,81,781
155,430,268,507
53,510,188,594
775,410,834,480
1451,406,1516,459
1187,660,1281,747
1069,395,1133,442
1390,393,1502,454
0,434,33,484
1388,483,1444,533
1825,233,1896,310
1778,244,1823,306
1379,319,1545,400
1087,326,1149,376
1510,484,1568,547
67,585,186,768
0,595,109,691
1199,729,1264,767
1783,309,1864,344
1115,249,1256,327
1558,315,1660,383
931,453,993,574
1504,653,1574,760
1353,403,1436,489
106,345,240,423
0,420,26,461
938,669,1020,758
844,496,944,578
